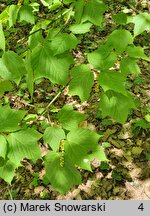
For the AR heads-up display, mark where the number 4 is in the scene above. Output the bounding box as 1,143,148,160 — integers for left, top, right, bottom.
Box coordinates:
138,203,144,211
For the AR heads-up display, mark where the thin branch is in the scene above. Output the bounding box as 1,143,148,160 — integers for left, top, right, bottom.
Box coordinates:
125,2,140,13
19,7,72,43
41,79,71,116
28,27,43,37
7,185,13,200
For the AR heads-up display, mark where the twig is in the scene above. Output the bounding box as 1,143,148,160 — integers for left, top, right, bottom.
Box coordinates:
28,28,43,37
125,2,140,13
41,79,71,116
19,7,72,43
144,185,150,199
7,185,13,200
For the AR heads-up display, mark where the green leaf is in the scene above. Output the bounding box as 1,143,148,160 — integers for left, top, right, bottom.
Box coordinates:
64,0,76,4
50,33,78,55
44,151,81,194
69,23,92,34
107,30,133,54
132,147,143,155
88,46,117,70
44,126,66,151
31,43,73,85
120,57,141,76
24,114,38,122
57,105,85,130
87,146,107,162
126,46,150,61
48,0,61,11
100,161,109,170
9,4,19,27
102,142,111,148
0,58,11,80
100,91,136,124
112,12,127,25
47,28,61,40
112,172,122,181
28,25,43,49
81,0,107,26
19,5,35,24
133,119,150,129
0,160,17,183
145,114,150,123
98,70,127,96
0,135,7,165
74,0,85,23
133,13,150,36
7,128,42,166
0,80,14,95
2,51,27,85
87,44,111,68
40,0,52,7
0,105,26,132
0,6,9,24
65,128,101,170
25,51,34,99
0,23,5,51
146,154,150,160
69,64,94,102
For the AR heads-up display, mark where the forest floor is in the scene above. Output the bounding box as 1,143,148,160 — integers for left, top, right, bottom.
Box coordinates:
0,0,150,200
0,61,149,200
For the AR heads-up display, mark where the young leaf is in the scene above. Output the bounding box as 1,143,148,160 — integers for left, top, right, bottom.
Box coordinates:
7,128,42,166
0,6,9,24
98,70,127,96
126,46,150,61
69,64,94,102
145,114,150,123
100,91,136,124
0,105,26,132
31,43,73,85
65,128,101,170
69,23,92,34
19,5,35,24
2,51,27,85
0,160,17,183
40,0,52,7
57,105,85,131
64,0,76,4
87,46,117,70
120,57,141,76
106,29,133,54
9,4,19,27
50,33,78,55
0,23,5,51
44,151,81,194
44,126,66,152
81,0,107,26
49,1,61,11
133,13,150,36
